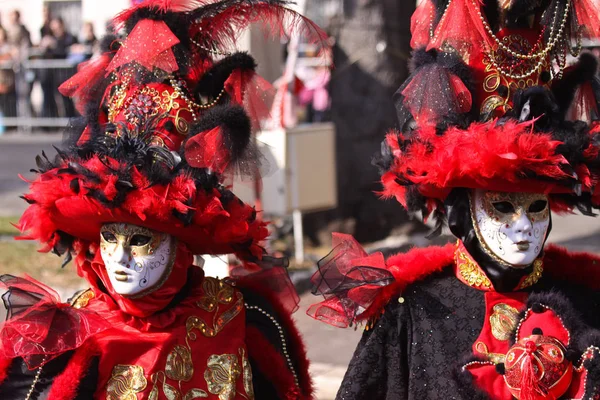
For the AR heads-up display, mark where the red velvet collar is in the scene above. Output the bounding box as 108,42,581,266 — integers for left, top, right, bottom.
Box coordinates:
453,241,544,292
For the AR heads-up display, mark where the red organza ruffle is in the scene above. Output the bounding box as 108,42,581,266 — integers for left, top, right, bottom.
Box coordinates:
307,233,393,328
0,275,109,369
427,0,490,62
399,64,472,125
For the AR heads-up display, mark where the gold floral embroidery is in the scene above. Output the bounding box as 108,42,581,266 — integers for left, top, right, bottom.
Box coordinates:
204,354,241,400
489,303,519,341
240,348,254,399
166,345,194,382
186,293,243,338
518,259,544,289
149,371,208,400
187,279,242,338
106,365,148,400
197,277,235,312
70,289,94,309
475,341,506,364
149,278,243,399
456,249,492,289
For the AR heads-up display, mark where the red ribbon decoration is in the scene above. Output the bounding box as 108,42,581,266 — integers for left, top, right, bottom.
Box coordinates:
107,19,180,74
184,126,231,174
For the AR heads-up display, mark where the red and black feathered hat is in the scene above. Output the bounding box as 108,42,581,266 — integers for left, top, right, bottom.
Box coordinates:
376,0,600,228
17,0,326,263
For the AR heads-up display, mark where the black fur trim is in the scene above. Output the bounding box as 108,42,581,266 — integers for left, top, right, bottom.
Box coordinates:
495,363,505,375
451,355,495,399
195,52,257,99
511,291,587,346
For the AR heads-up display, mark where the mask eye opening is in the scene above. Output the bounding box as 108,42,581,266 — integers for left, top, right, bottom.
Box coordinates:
130,234,151,247
528,200,548,213
492,201,515,214
101,231,117,243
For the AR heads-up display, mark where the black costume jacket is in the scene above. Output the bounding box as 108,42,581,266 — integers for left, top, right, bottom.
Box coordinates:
334,242,600,400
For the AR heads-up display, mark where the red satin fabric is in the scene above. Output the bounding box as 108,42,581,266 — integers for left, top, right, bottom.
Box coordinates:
85,266,250,399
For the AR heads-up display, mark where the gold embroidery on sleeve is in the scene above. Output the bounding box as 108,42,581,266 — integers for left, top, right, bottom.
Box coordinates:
106,365,147,400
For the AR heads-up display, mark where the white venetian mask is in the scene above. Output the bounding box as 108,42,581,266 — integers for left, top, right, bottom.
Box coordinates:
470,189,550,267
99,223,176,297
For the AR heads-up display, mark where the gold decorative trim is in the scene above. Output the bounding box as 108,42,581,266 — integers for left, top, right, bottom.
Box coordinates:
517,259,544,289
456,244,492,289
475,341,506,364
489,303,519,341
70,289,94,309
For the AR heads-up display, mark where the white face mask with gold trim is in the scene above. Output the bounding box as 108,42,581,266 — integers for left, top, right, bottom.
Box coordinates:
471,189,550,267
99,223,176,296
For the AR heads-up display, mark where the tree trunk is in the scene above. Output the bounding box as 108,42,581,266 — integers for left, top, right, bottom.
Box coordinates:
305,0,419,244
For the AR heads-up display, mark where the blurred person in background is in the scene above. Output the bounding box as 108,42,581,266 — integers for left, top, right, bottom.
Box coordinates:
39,17,77,119
0,26,17,118
299,64,331,123
68,21,97,63
5,10,31,51
40,4,52,39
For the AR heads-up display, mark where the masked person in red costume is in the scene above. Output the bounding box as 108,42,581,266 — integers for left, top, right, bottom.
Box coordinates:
0,1,327,399
310,0,600,399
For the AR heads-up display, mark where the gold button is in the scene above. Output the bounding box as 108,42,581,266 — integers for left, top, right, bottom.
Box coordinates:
398,297,405,304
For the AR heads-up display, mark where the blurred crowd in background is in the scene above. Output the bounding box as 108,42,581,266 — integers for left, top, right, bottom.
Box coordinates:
0,3,333,131
0,6,100,122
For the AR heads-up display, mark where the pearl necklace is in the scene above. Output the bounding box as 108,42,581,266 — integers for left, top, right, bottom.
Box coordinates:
190,36,232,57
473,0,570,61
24,356,46,400
168,77,226,122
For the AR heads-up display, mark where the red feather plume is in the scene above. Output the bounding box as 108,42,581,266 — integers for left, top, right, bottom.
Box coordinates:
189,1,329,54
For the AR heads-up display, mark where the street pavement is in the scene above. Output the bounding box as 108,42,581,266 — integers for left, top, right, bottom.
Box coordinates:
1,133,600,399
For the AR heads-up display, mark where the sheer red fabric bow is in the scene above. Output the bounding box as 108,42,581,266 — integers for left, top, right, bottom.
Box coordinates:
231,256,300,315
184,126,231,174
107,19,180,74
398,63,472,126
307,233,393,328
0,275,109,369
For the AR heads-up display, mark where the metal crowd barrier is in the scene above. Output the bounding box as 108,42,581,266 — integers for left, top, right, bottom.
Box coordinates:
0,59,77,132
